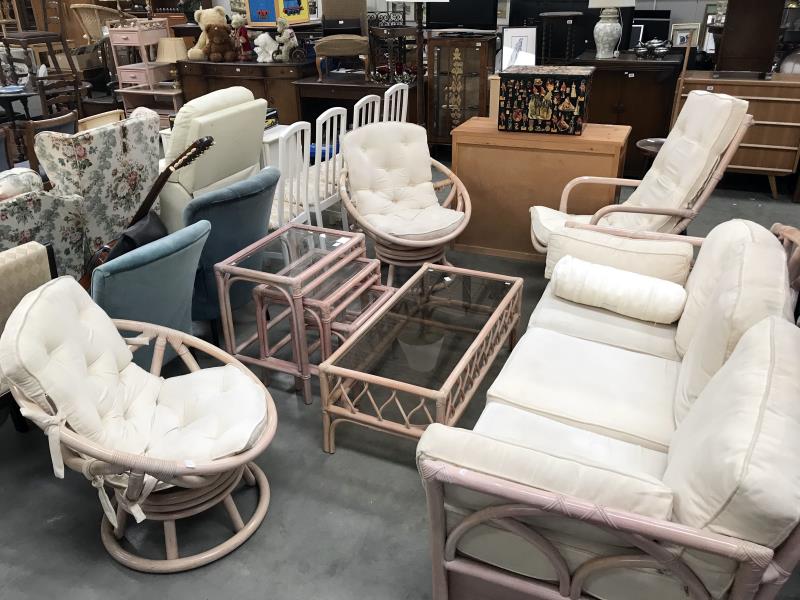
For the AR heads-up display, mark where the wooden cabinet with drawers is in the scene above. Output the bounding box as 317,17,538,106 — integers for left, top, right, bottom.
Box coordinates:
676,72,800,199
177,60,316,125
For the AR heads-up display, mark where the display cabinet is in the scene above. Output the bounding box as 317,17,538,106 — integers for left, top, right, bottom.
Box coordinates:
426,34,495,145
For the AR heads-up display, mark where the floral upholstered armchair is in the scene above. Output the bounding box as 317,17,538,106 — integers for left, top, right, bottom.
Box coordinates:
34,106,160,256
0,108,160,278
0,169,86,277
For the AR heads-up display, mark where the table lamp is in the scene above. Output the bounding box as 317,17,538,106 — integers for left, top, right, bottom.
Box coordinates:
156,37,188,87
401,0,448,127
588,0,636,59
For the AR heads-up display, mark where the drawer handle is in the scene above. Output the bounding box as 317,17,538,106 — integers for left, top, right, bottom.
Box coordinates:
236,67,241,72
120,35,129,40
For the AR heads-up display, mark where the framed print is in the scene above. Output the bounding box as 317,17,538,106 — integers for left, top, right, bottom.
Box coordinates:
629,23,644,47
502,27,537,70
277,0,310,24
670,22,701,48
497,0,510,27
247,0,278,27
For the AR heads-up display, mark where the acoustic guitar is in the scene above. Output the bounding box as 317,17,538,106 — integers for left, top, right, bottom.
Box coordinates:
79,136,214,289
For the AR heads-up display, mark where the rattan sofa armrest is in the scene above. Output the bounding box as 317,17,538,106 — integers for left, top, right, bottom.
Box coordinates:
559,176,643,213
564,222,706,247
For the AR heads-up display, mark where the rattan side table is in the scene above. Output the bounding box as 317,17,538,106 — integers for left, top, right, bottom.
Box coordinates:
215,223,366,404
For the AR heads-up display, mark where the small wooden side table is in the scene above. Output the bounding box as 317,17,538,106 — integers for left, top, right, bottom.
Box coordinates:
452,117,631,261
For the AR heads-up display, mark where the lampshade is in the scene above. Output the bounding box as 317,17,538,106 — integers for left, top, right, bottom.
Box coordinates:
588,0,635,7
156,38,188,64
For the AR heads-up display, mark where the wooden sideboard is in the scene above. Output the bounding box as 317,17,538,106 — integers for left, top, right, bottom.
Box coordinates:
177,60,316,125
573,51,682,177
676,71,800,199
453,117,631,261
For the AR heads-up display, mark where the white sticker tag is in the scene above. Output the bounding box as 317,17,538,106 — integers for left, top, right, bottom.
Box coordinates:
185,460,196,469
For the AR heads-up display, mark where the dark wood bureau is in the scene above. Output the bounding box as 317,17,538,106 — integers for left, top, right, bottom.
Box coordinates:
177,60,317,125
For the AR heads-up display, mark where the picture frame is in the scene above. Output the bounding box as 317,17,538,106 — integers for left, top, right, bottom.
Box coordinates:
670,22,701,48
629,23,644,47
501,26,537,70
277,0,310,24
246,0,278,27
497,0,510,27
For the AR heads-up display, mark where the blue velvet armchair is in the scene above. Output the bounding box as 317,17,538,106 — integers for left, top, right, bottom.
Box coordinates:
183,167,279,323
90,220,211,365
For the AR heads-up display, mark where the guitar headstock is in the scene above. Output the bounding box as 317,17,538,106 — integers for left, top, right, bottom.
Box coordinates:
170,136,215,172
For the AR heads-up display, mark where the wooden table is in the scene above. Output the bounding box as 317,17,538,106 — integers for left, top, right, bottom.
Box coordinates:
294,73,418,126
452,117,631,262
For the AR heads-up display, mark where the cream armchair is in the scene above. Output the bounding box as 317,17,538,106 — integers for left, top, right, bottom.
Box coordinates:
0,277,277,573
418,220,800,600
530,91,753,253
159,87,268,232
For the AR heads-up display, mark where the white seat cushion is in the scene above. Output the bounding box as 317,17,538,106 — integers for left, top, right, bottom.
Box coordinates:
531,283,680,361
487,326,679,451
606,91,749,233
0,277,267,461
342,122,463,241
545,226,694,284
665,317,800,548
530,205,591,246
552,255,687,325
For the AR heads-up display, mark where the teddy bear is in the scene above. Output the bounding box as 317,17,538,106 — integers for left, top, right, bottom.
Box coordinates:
203,23,237,62
254,31,279,63
273,17,300,63
187,6,228,61
230,13,253,61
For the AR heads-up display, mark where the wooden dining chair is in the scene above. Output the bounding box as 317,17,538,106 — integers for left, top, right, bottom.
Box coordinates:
36,72,83,116
20,110,78,177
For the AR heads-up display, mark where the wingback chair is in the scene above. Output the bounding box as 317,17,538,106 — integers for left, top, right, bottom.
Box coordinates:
91,220,211,367
340,122,471,286
530,91,753,252
34,106,161,255
0,276,277,572
159,87,268,233
183,167,279,326
0,168,87,277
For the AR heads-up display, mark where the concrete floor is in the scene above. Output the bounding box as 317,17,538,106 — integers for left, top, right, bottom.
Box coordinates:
2,177,800,599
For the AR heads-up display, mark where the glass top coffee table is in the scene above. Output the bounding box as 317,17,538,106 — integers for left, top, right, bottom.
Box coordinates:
320,263,523,453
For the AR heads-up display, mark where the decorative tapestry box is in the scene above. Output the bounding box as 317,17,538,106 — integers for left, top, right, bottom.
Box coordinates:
498,66,594,135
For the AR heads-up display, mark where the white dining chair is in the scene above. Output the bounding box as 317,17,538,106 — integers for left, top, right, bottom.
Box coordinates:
382,83,409,122
273,121,312,228
353,94,381,129
313,107,349,230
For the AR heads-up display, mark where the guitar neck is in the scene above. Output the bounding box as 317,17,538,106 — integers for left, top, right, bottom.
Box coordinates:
127,168,174,227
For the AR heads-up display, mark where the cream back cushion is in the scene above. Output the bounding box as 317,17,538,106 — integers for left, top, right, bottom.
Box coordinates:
607,91,748,232
674,241,792,423
545,227,694,284
341,122,438,216
552,255,687,324
676,219,777,355
166,86,256,164
0,277,161,453
664,317,800,547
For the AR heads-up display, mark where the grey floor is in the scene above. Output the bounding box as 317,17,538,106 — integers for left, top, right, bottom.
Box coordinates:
2,176,800,600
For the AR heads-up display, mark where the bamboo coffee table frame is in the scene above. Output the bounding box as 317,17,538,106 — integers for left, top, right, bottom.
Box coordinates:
320,263,523,453
215,223,367,404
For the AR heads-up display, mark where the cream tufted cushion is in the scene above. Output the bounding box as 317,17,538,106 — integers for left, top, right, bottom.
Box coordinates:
552,256,687,325
530,206,591,248
0,167,43,201
0,277,267,461
342,122,464,241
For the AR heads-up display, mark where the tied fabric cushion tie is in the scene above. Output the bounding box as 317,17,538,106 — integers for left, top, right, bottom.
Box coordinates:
20,406,66,478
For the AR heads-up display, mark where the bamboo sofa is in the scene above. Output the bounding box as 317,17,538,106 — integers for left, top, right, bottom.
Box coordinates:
417,219,800,600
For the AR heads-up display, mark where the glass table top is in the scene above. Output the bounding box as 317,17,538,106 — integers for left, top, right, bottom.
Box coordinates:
227,227,358,279
331,267,515,392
